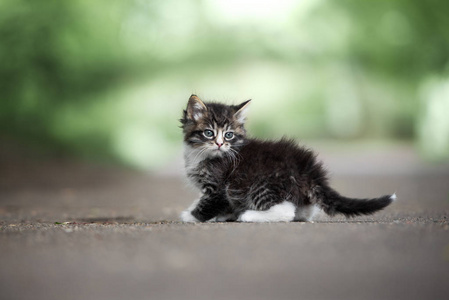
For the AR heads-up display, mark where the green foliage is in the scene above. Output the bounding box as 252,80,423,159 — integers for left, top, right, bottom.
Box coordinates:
1,0,448,168
337,0,449,79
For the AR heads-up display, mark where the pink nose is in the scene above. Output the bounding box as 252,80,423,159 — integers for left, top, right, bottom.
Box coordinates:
216,142,223,148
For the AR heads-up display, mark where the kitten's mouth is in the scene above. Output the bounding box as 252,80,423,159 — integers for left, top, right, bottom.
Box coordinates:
211,148,225,156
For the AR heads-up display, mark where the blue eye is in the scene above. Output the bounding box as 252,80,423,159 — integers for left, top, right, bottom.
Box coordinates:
224,132,234,139
203,130,214,138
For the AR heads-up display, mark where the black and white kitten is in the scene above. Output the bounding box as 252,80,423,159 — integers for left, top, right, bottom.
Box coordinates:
180,95,395,222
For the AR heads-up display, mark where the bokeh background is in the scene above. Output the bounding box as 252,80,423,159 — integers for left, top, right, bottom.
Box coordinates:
2,0,449,170
2,3,449,299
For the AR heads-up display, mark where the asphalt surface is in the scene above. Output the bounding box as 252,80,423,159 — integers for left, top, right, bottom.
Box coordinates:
1,143,449,300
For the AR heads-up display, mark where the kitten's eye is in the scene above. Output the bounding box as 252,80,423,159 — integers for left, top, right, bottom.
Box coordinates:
224,132,234,140
203,130,214,138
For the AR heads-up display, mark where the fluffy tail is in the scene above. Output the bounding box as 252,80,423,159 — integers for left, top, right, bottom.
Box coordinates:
316,187,396,217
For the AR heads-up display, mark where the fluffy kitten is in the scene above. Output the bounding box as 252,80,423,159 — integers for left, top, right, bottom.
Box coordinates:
180,95,395,222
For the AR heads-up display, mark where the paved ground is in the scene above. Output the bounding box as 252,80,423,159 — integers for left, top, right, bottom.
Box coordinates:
1,143,449,300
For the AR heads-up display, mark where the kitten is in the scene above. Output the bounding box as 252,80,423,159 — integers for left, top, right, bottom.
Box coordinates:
180,95,395,222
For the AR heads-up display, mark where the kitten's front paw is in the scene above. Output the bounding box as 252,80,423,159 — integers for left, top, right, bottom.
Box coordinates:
180,210,200,223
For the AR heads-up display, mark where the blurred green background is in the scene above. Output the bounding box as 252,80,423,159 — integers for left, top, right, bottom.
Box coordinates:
1,0,449,170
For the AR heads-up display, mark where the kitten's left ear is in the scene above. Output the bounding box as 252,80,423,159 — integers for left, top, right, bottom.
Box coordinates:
234,100,251,123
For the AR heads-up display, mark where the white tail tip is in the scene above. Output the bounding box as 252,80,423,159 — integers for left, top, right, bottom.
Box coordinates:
390,193,397,201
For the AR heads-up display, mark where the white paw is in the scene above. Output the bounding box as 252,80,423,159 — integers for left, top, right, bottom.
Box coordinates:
180,210,199,223
237,201,296,223
238,211,259,222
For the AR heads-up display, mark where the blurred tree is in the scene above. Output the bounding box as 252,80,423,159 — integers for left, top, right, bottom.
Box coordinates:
336,0,449,80
332,0,449,158
0,0,131,159
1,0,448,167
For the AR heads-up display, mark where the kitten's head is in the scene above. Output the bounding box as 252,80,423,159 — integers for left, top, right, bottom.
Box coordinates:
180,94,250,159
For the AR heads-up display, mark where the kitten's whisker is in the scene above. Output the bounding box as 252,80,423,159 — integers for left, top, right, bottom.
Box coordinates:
227,149,241,172
188,147,208,166
193,148,208,163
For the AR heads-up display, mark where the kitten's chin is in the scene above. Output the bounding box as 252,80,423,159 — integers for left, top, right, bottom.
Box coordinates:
208,149,225,158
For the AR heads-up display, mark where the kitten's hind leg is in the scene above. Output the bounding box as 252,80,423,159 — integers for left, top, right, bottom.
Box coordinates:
238,201,296,222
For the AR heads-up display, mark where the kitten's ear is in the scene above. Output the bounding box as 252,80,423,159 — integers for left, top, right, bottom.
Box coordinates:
186,94,207,121
234,100,251,123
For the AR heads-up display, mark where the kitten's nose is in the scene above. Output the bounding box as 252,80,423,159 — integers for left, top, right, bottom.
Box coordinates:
216,142,223,149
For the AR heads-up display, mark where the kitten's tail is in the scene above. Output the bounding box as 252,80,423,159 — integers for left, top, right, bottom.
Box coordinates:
316,187,396,217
